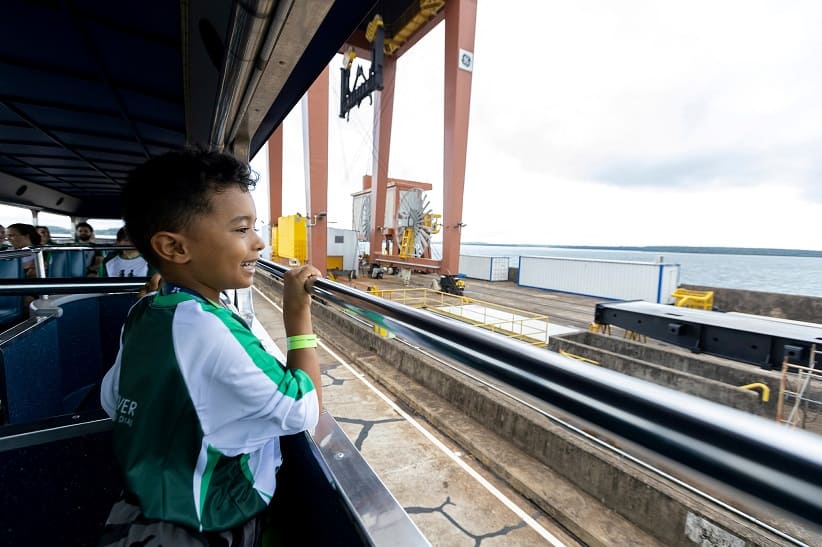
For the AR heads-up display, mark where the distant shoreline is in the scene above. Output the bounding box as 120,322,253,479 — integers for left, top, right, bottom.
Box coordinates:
458,242,822,258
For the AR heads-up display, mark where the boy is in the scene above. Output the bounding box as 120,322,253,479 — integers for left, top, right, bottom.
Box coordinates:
99,149,322,546
98,227,153,277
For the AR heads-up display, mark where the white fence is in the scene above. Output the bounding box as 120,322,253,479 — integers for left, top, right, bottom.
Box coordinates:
459,255,509,281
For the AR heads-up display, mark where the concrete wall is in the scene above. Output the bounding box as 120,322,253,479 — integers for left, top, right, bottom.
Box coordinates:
254,271,801,546
549,333,775,417
681,284,822,324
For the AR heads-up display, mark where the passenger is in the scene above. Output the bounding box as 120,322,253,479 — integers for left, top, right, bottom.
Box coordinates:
99,148,322,547
6,223,42,278
35,225,60,269
36,226,57,245
98,227,153,277
74,221,103,275
74,221,95,243
0,224,8,249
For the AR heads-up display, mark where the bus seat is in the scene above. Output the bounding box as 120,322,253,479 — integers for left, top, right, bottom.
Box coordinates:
57,297,103,399
0,413,122,546
1,292,137,424
0,319,63,423
0,257,25,330
48,250,91,277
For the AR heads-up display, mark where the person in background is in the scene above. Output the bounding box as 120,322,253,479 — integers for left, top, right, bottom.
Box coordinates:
74,221,104,275
36,225,60,268
74,221,95,243
6,223,42,278
98,227,153,277
36,226,58,246
0,224,8,249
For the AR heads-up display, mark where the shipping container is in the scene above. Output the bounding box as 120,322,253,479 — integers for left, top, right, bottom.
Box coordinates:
327,228,359,271
518,256,680,303
459,255,510,281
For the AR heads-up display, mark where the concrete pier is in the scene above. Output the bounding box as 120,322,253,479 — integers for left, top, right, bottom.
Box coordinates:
254,271,820,546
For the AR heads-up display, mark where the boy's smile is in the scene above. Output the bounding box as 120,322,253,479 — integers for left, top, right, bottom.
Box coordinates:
169,186,265,303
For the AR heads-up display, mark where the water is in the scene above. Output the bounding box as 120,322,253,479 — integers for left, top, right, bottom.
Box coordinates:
444,244,822,298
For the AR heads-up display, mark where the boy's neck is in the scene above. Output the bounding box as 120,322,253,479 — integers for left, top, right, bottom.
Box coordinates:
159,271,221,305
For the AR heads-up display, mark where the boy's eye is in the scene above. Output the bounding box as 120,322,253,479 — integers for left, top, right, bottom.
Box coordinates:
235,227,250,234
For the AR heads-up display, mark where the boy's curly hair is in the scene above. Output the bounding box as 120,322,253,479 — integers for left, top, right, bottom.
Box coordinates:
123,149,257,267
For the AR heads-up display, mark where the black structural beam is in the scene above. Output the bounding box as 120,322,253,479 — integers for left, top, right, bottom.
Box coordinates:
257,259,822,526
339,18,384,120
595,300,822,370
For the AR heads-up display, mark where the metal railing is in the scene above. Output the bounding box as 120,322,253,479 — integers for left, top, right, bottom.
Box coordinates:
361,285,551,346
257,259,822,526
1,261,820,524
0,246,140,279
0,278,148,295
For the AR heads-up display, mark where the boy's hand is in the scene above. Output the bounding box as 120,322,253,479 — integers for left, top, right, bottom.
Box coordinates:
283,265,321,335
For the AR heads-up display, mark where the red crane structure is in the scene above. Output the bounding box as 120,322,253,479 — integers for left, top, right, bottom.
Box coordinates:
266,0,477,281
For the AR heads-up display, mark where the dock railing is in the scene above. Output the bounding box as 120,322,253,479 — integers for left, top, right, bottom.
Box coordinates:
257,259,822,527
359,285,550,346
778,345,821,432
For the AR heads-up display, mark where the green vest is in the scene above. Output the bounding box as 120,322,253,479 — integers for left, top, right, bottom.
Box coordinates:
101,290,318,530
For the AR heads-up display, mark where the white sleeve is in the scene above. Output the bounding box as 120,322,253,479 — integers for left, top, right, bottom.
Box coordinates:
100,344,122,419
172,303,319,456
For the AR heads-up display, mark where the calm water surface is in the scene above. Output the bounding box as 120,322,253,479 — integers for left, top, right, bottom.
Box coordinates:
446,244,822,298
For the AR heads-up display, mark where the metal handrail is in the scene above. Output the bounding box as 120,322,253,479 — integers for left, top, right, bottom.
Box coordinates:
0,249,40,259
0,245,136,255
0,278,148,295
257,258,822,526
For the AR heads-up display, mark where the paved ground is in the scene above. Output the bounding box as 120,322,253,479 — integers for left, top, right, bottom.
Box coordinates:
251,285,580,547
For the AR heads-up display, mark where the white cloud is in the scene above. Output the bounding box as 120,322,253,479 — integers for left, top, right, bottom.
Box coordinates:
252,0,822,250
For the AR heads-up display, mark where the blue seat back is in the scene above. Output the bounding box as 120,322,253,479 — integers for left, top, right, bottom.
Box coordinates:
48,249,93,277
0,414,121,547
0,292,137,425
0,415,369,546
0,319,63,423
0,257,25,328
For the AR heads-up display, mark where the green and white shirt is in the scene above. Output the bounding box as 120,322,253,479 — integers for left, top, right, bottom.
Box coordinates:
101,290,319,531
98,253,152,277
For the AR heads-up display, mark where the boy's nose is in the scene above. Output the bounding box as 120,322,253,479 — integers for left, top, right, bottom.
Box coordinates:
253,231,265,251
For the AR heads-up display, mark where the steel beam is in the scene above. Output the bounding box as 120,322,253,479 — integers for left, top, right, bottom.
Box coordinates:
595,300,822,369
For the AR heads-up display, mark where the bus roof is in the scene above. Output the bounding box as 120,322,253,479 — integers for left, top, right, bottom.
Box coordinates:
0,0,379,218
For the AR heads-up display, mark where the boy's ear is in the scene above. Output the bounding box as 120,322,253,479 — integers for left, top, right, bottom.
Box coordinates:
150,231,191,264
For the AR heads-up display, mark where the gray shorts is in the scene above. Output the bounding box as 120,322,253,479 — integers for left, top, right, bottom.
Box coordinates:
98,499,263,547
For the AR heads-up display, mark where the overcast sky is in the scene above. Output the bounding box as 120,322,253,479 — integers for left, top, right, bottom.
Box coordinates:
250,0,822,251
4,1,821,250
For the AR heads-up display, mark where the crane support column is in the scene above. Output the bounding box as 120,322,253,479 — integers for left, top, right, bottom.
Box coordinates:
303,66,329,275
368,55,396,260
441,0,476,275
267,124,283,226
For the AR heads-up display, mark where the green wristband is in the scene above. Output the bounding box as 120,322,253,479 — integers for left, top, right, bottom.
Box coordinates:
287,334,318,351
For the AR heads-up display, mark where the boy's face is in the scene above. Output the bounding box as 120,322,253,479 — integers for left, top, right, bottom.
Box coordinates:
180,186,265,302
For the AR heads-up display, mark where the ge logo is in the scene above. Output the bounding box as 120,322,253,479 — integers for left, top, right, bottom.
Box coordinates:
458,49,474,72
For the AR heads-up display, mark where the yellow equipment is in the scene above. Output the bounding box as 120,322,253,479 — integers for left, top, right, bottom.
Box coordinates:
672,288,714,310
272,214,358,273
275,214,308,263
399,227,414,258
